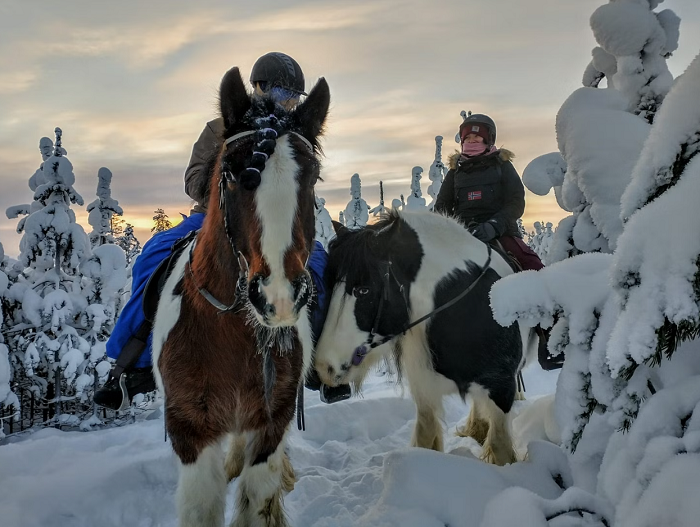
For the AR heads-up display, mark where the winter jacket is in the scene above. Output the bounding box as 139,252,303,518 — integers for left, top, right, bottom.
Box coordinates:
106,213,205,368
106,213,329,368
184,118,225,213
434,149,525,238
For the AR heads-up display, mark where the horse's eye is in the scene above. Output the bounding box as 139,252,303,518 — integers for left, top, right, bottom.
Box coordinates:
353,286,370,298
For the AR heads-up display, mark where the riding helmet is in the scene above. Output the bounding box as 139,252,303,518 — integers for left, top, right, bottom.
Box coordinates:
250,52,306,95
459,113,497,145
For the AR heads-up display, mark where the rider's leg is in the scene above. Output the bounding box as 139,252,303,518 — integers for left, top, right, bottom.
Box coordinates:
94,337,156,411
497,236,563,370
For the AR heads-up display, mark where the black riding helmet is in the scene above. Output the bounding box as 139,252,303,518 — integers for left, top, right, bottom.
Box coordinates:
458,112,497,145
250,52,306,95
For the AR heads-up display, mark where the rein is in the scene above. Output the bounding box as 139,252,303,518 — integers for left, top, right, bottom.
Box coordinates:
351,244,493,366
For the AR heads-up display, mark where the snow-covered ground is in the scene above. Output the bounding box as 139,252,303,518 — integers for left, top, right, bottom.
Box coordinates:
0,366,561,527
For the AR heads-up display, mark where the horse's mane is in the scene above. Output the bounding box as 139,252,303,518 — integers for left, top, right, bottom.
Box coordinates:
326,210,402,288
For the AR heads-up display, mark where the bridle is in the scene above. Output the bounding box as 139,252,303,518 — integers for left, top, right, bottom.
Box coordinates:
187,127,316,314
351,244,493,366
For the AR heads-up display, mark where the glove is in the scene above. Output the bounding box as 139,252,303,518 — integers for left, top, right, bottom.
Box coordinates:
469,221,497,242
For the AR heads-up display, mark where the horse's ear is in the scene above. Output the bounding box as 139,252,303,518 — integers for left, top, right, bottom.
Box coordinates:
219,67,251,129
295,78,330,140
331,220,347,236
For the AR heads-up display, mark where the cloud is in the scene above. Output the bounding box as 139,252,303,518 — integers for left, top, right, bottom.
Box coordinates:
1,0,698,257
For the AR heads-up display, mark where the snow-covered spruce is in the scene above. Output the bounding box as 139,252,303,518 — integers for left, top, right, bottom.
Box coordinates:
343,173,369,229
609,51,700,387
404,166,427,211
427,135,445,210
314,194,335,249
589,0,677,122
86,167,123,247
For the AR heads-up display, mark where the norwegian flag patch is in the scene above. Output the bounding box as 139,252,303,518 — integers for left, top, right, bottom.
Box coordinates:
467,190,482,201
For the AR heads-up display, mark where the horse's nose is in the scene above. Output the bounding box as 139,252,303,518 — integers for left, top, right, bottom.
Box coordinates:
316,360,350,386
292,271,312,311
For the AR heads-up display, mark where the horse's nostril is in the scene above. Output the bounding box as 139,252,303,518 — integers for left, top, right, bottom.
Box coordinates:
327,364,334,376
264,304,276,317
340,363,350,373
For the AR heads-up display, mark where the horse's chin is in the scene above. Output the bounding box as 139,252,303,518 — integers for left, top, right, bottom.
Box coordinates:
316,352,377,387
251,310,300,329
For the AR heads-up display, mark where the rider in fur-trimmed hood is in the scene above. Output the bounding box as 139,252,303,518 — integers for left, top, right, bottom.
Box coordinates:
434,113,564,371
434,113,544,272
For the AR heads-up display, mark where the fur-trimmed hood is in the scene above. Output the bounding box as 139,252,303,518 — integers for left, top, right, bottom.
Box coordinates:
448,148,515,170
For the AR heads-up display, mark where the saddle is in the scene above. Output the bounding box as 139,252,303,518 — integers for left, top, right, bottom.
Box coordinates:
112,229,199,380
489,239,523,273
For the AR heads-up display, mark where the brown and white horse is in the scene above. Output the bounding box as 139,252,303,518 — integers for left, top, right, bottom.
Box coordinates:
152,67,330,527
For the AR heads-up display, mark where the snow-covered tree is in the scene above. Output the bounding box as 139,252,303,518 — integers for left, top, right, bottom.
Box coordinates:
0,241,20,438
86,167,123,247
343,174,369,230
116,223,141,264
489,6,700,524
523,0,678,262
314,194,335,249
405,166,427,211
2,128,121,429
527,221,555,264
369,181,389,218
151,208,172,233
338,210,345,226
427,136,445,210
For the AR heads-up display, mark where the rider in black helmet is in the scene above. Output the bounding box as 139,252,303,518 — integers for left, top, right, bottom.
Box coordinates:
183,53,350,403
95,54,349,411
185,52,307,212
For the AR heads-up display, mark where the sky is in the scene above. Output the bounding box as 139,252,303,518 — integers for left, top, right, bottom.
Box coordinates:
0,0,698,253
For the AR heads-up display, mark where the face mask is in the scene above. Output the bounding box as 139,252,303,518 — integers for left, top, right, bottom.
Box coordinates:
461,142,489,157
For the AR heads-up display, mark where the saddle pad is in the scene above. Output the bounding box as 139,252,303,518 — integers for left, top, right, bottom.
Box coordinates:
142,229,198,322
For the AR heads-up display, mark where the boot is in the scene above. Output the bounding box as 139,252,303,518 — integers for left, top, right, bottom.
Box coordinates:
537,326,564,371
93,367,157,411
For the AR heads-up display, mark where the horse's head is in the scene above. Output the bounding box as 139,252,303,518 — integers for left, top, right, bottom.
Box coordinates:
315,212,424,386
209,67,330,327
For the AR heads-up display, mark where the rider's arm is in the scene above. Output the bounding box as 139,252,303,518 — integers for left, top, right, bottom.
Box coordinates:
184,118,225,208
433,169,455,215
490,161,525,236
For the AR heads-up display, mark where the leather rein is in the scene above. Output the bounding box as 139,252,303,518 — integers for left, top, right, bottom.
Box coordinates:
351,244,493,366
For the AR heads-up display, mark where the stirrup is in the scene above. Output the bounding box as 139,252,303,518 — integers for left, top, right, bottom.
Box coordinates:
117,373,131,411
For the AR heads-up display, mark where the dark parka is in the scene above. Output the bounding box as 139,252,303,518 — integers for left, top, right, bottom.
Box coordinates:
434,149,525,238
184,117,225,213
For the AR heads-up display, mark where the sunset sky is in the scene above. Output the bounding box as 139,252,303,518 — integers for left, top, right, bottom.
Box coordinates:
0,0,698,254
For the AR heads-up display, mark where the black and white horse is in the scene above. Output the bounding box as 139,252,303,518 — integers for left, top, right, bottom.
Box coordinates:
315,209,536,465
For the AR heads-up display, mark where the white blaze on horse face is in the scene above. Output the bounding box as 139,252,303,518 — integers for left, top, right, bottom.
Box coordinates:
254,135,300,325
315,283,381,386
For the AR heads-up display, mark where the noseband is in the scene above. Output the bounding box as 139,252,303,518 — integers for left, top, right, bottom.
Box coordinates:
351,244,493,366
188,127,316,315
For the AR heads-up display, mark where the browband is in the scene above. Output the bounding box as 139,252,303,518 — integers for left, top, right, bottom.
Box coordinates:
223,129,314,153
